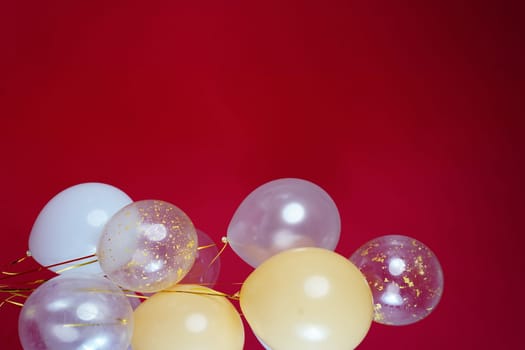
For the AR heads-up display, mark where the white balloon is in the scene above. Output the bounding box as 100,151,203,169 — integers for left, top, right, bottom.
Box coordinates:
28,183,132,275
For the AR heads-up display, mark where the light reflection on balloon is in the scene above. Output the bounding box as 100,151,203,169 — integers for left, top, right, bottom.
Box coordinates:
281,202,305,223
350,234,444,326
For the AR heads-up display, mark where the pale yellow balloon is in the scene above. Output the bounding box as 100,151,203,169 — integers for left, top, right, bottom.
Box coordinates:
132,284,245,350
240,247,374,350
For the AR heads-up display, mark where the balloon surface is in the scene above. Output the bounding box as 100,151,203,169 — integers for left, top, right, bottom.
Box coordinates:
227,178,341,267
240,247,373,350
97,200,198,293
179,229,221,287
132,284,244,350
350,234,444,325
256,335,273,350
18,273,134,350
29,183,132,274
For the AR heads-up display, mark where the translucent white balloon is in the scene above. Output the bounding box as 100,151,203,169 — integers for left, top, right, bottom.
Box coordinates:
18,273,134,350
227,178,341,267
28,183,132,274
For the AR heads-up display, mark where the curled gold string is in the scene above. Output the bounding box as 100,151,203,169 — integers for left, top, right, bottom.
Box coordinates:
1,253,39,277
161,287,240,301
0,253,97,280
197,243,217,251
124,293,148,300
11,253,32,265
25,279,48,286
76,288,131,295
1,271,22,276
0,288,36,294
63,318,129,327
44,254,97,269
208,236,229,268
0,242,242,310
0,279,48,292
87,286,241,301
1,251,32,272
54,259,98,274
5,292,29,299
4,299,24,307
0,294,24,308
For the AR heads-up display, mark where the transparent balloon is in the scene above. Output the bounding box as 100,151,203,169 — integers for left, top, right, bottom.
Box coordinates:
350,234,444,326
179,229,221,287
29,183,132,274
227,178,341,267
18,274,134,350
97,200,198,293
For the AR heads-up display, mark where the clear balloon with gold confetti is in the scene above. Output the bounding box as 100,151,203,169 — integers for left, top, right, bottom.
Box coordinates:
350,234,444,326
97,200,198,293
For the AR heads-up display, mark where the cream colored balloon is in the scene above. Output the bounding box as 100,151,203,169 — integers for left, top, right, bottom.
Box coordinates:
240,247,373,350
132,284,244,350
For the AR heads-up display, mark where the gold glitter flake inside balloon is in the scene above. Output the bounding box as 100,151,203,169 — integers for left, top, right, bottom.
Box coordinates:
97,200,198,293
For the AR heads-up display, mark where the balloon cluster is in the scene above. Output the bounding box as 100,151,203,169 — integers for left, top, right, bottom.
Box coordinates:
13,179,443,350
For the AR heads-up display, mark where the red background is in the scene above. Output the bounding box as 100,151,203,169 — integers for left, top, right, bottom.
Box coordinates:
1,1,523,349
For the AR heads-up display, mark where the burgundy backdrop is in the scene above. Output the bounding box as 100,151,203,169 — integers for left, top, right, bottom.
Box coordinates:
1,1,523,349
